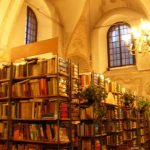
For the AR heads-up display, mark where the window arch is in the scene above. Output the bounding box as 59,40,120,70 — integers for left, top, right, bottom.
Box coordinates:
25,6,37,44
107,22,135,68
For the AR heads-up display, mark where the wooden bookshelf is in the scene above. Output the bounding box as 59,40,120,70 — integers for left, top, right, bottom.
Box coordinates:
9,55,73,150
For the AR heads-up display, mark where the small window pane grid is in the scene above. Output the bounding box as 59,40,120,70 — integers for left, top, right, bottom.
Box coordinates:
108,23,135,68
25,7,37,44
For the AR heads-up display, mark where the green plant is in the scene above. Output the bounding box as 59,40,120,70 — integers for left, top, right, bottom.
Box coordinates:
123,93,135,106
138,98,150,112
78,85,106,106
78,85,107,121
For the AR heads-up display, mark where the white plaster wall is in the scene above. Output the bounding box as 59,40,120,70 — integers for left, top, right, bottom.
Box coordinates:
8,3,26,47
8,1,62,49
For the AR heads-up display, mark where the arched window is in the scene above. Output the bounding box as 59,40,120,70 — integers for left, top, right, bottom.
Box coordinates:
25,7,37,44
107,22,135,68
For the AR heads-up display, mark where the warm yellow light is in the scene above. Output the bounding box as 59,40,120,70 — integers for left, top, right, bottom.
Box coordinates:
100,74,104,80
122,88,126,93
131,28,140,39
105,78,111,83
139,19,150,32
128,19,150,55
122,34,131,45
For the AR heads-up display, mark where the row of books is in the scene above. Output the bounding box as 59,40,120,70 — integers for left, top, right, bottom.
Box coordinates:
140,128,146,135
0,82,9,98
106,107,123,119
81,139,107,150
0,102,8,119
12,77,68,97
13,123,69,142
71,64,78,78
13,57,69,77
123,109,139,119
0,65,10,80
123,130,137,140
95,123,106,135
140,135,148,143
0,58,79,80
79,73,124,94
107,121,123,133
80,123,94,136
79,121,136,137
80,73,91,88
11,99,69,119
107,134,123,145
11,144,69,150
80,105,142,121
71,79,78,97
11,144,43,150
71,105,79,120
123,121,138,129
105,80,122,93
0,122,8,139
0,144,7,150
80,105,94,119
80,122,125,137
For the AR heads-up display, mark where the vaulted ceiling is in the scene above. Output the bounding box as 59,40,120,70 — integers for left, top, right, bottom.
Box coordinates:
45,0,147,33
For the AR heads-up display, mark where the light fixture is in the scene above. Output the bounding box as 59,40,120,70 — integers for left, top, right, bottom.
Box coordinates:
127,19,150,55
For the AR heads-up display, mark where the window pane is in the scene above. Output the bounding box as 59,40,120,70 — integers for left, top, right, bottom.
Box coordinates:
108,22,135,68
25,7,37,44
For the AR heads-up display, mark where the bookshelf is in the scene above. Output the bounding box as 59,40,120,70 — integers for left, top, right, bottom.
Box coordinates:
78,72,150,150
79,72,107,150
70,62,80,150
0,63,11,150
138,109,150,150
9,54,73,150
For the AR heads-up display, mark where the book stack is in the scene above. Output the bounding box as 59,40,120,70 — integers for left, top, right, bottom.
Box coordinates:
0,82,9,98
0,64,10,79
60,102,69,119
11,99,58,119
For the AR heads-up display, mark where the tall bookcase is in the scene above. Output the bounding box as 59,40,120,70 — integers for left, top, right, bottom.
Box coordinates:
0,63,11,150
70,62,80,150
0,53,80,150
79,72,107,150
10,55,73,150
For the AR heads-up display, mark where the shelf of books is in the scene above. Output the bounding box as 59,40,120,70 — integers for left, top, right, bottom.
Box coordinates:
138,108,150,150
9,54,73,150
70,62,80,150
79,72,107,150
78,72,150,150
0,63,11,150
